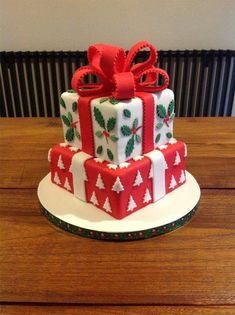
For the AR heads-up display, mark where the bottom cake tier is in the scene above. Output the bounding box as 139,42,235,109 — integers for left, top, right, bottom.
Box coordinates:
48,140,187,219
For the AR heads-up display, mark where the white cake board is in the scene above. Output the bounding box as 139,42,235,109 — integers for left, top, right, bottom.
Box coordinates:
38,171,200,241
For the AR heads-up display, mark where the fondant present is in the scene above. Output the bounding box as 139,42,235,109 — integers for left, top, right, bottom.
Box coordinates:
48,140,187,220
60,89,175,164
59,41,174,164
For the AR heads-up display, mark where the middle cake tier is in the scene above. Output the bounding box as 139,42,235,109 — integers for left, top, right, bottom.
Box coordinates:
60,88,175,164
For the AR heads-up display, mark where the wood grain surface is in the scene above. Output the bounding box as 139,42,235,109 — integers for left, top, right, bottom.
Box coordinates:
0,118,235,312
1,305,235,315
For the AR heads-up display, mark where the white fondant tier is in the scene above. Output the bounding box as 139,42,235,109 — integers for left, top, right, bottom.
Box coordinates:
60,89,175,164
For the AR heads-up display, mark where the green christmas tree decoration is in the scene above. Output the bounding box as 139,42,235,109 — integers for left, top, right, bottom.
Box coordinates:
123,109,131,118
60,97,66,109
121,125,132,136
66,128,74,142
96,146,103,154
170,113,175,120
72,101,77,112
156,104,167,119
107,148,114,161
61,115,70,127
67,89,75,93
126,136,135,157
107,117,116,132
155,133,161,143
94,107,106,129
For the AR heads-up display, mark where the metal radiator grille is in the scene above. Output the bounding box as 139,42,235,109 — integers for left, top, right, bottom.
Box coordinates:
0,50,234,117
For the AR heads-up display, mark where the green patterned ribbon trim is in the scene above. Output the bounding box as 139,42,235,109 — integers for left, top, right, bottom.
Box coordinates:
40,203,199,241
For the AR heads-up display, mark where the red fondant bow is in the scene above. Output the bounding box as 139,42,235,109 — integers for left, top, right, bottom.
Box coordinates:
71,41,169,100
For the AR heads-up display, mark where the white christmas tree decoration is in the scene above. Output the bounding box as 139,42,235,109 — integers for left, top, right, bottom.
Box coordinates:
64,177,71,191
83,169,88,181
149,165,153,178
90,191,99,205
69,146,78,152
103,197,112,213
112,176,124,193
169,175,177,190
53,172,61,185
60,142,68,147
158,144,168,150
174,151,181,166
57,155,65,170
107,164,118,170
94,157,104,163
179,170,186,184
127,195,137,212
69,163,72,173
119,162,131,169
143,188,152,203
48,148,52,163
133,155,144,161
96,173,105,189
169,138,177,144
184,143,187,157
133,170,143,186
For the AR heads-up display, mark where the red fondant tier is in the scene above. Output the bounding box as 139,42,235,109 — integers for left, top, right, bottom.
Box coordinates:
48,141,187,219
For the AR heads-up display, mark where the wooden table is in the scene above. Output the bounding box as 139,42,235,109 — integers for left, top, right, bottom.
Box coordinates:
0,118,235,315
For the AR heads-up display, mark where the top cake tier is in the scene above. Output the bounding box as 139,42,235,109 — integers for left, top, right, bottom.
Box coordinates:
60,88,175,164
60,40,174,164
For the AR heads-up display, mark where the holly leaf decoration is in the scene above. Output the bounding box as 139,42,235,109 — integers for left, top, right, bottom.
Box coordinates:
61,115,71,127
100,97,109,103
155,133,161,143
110,135,119,142
170,113,175,120
67,89,75,93
66,128,74,141
168,100,175,115
94,107,105,129
135,134,141,143
156,104,166,119
107,117,116,132
107,148,114,161
133,118,138,129
110,98,119,105
72,101,77,112
156,122,163,129
121,125,132,136
68,112,73,124
75,129,80,140
166,132,173,139
60,97,66,109
95,130,103,138
96,145,103,154
123,109,131,118
125,135,135,157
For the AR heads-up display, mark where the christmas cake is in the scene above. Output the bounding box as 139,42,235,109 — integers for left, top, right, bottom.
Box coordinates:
48,41,188,220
